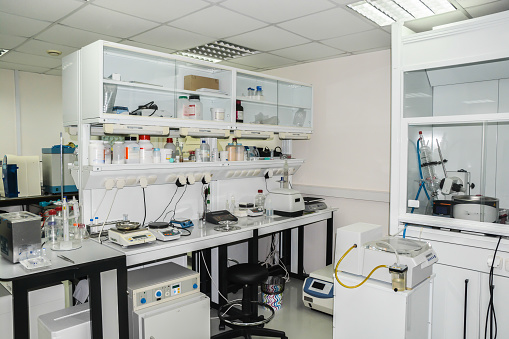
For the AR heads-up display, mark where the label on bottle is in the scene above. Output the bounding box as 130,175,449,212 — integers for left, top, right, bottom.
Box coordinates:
126,146,139,160
236,109,243,121
185,105,196,117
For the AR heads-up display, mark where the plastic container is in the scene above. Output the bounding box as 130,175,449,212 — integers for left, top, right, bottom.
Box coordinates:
124,136,140,164
261,276,285,311
255,190,265,209
164,138,176,153
265,196,273,217
200,140,210,162
88,140,105,165
211,108,225,121
139,135,154,164
236,142,244,161
187,95,203,120
236,100,243,123
153,148,161,163
255,86,263,100
211,148,218,162
103,141,112,164
112,141,125,164
226,143,236,161
177,96,189,119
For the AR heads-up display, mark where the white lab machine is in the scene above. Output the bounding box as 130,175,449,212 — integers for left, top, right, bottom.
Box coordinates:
302,264,334,315
333,223,437,339
0,283,65,339
38,303,90,339
266,188,305,217
108,228,156,247
128,262,209,339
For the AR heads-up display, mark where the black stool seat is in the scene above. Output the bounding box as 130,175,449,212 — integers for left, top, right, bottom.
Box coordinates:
227,263,268,285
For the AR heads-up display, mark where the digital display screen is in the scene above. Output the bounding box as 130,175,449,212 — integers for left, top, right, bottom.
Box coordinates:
132,235,147,240
172,284,179,289
312,281,325,290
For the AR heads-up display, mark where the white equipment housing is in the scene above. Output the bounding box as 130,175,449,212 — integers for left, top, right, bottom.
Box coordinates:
335,222,437,289
302,265,334,315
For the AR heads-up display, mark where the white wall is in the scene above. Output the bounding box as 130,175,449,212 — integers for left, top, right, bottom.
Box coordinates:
266,50,391,272
0,69,74,159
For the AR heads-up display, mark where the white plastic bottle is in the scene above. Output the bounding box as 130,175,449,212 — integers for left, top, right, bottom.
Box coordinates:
200,140,210,162
177,96,189,119
255,190,265,209
188,95,203,120
164,138,176,153
112,141,125,164
88,140,105,165
139,135,154,164
265,196,273,217
124,136,140,164
153,148,161,163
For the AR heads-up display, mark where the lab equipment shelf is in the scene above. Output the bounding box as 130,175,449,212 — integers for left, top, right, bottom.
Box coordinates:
72,159,304,190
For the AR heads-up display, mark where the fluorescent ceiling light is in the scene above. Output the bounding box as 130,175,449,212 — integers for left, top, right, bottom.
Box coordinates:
176,40,259,63
347,0,456,26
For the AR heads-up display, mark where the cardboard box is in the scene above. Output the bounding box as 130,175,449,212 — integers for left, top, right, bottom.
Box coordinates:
184,75,219,91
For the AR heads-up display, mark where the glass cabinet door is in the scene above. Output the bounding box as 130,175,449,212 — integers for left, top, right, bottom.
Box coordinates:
277,81,312,128
406,122,508,225
103,46,176,118
236,72,278,125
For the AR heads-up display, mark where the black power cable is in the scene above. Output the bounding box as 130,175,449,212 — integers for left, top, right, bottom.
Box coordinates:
154,187,179,222
485,235,502,339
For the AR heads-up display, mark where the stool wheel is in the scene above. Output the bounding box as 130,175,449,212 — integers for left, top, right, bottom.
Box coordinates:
218,299,275,327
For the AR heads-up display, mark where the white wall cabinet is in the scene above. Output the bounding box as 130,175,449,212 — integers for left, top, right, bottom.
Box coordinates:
63,40,313,134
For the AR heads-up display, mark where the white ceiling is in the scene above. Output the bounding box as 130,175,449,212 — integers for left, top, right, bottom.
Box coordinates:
0,0,508,76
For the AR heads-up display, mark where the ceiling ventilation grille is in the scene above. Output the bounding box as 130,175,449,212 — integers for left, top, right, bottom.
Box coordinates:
176,41,259,63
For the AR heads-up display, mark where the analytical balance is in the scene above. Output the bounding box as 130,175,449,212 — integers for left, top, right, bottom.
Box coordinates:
108,221,155,247
302,264,334,315
148,222,181,241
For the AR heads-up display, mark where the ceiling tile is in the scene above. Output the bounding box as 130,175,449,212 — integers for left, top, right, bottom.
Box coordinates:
92,0,210,24
45,68,62,76
131,26,213,50
322,29,390,52
120,40,176,54
36,24,121,48
0,51,62,68
169,7,267,39
227,26,310,52
0,12,51,37
271,42,346,61
229,53,297,69
0,34,28,49
60,5,160,39
0,0,83,21
218,60,258,71
0,60,51,73
220,0,335,23
464,1,509,17
15,40,77,58
278,7,375,40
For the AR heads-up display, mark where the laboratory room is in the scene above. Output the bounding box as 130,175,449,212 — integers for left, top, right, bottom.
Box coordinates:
1,1,509,339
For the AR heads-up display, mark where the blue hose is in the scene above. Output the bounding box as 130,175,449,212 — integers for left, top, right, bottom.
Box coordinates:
404,138,431,238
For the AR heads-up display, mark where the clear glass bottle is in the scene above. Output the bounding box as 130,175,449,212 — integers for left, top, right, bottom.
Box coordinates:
200,140,210,162
45,209,59,245
103,140,112,164
112,141,125,164
255,190,265,209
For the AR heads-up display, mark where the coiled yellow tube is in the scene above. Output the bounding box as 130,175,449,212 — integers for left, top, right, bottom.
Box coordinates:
334,244,388,289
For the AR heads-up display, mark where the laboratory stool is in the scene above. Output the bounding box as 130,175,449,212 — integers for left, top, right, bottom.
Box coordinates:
212,263,288,339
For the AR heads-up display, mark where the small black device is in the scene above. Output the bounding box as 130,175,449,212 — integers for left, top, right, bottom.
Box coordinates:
432,200,453,217
205,210,238,224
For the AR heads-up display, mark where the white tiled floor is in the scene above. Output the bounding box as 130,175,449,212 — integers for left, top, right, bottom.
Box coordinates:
210,279,333,338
